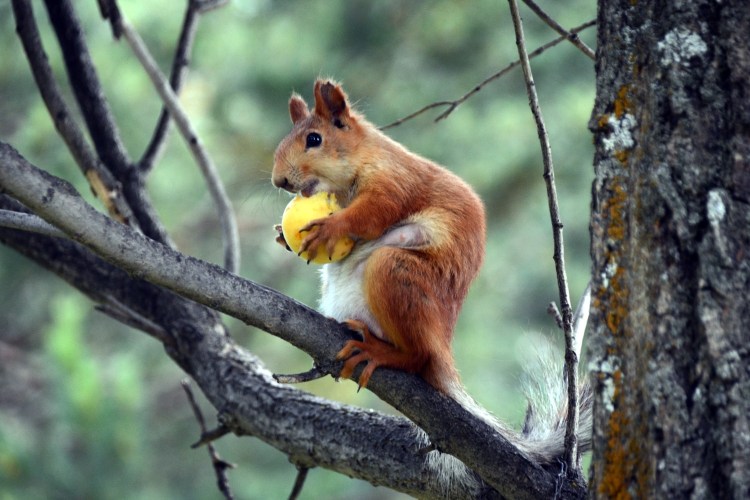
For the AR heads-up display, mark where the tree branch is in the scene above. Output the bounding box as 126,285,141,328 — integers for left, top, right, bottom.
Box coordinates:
0,196,494,499
507,0,580,475
115,12,240,273
182,379,236,500
0,209,67,239
138,0,224,172
10,0,138,227
380,19,595,130
0,141,588,499
41,0,172,244
521,0,595,60
287,466,309,500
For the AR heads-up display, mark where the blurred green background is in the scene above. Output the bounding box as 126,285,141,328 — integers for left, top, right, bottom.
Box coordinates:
0,1,595,498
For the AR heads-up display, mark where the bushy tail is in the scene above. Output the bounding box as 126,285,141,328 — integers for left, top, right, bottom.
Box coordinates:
426,350,593,465
425,285,594,465
414,352,593,498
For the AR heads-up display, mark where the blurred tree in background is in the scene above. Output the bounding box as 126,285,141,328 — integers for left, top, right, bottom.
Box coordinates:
0,1,595,498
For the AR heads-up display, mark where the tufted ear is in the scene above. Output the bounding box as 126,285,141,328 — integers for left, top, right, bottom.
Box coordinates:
313,80,350,128
289,94,310,124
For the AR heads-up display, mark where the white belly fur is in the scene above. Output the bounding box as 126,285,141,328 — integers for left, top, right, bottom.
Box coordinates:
319,221,429,342
319,241,385,339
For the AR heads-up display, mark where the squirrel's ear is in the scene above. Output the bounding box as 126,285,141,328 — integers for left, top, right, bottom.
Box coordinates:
313,80,350,128
289,94,310,124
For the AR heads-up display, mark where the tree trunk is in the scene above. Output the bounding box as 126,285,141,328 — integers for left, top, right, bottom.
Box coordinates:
589,0,750,498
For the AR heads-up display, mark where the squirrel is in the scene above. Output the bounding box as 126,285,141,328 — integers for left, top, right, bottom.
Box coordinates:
272,79,592,467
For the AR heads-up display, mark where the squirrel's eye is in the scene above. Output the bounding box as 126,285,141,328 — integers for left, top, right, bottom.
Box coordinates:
306,132,322,149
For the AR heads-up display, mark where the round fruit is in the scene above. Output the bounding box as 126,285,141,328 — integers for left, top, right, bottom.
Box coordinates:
281,192,354,264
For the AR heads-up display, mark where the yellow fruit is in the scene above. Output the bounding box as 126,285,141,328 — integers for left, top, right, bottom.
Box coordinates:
281,192,354,264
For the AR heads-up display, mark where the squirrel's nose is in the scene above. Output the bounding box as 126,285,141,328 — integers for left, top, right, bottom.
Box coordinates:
273,175,294,193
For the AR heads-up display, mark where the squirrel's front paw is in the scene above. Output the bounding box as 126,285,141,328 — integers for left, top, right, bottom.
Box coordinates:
299,217,342,261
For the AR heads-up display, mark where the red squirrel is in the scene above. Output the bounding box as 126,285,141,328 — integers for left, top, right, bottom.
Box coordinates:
272,80,591,465
272,79,485,394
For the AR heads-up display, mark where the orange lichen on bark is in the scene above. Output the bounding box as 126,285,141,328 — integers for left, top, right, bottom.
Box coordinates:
614,85,633,119
606,181,628,242
595,173,653,498
597,113,612,129
599,370,632,500
598,368,652,499
613,149,630,164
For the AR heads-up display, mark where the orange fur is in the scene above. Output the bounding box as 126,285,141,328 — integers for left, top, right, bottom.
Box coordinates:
272,80,486,394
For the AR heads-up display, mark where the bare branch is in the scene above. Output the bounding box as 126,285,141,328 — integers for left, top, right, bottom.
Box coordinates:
380,19,595,130
508,0,580,475
0,209,68,239
116,14,240,273
0,141,587,499
287,467,309,500
96,296,173,345
521,0,595,60
0,202,504,499
190,425,231,449
380,101,455,130
10,0,137,227
182,380,236,500
139,0,228,172
547,301,564,329
96,0,123,39
41,0,172,244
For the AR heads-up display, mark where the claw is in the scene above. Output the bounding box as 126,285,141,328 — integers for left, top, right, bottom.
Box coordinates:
336,320,384,390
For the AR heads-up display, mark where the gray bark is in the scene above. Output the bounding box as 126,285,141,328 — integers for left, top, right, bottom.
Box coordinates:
588,0,750,497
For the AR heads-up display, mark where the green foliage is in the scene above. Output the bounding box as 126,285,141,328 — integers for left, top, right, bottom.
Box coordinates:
0,0,596,497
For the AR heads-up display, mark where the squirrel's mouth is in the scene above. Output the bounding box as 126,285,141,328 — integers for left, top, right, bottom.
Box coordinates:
300,180,319,198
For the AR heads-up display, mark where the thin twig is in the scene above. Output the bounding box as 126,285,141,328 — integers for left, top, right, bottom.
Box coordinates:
95,296,173,345
380,19,595,130
274,365,328,384
182,380,236,500
117,14,240,273
190,425,232,449
507,0,579,474
0,209,68,239
547,301,564,330
139,0,217,172
10,0,137,227
521,0,595,60
287,467,309,500
380,101,455,130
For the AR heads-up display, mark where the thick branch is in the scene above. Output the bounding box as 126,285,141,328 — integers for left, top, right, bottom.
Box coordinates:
0,141,585,499
0,196,493,500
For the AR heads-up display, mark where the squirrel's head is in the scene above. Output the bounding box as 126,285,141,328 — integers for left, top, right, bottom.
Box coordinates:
272,80,364,202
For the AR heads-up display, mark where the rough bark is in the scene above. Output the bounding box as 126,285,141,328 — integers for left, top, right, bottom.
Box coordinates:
588,0,750,498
